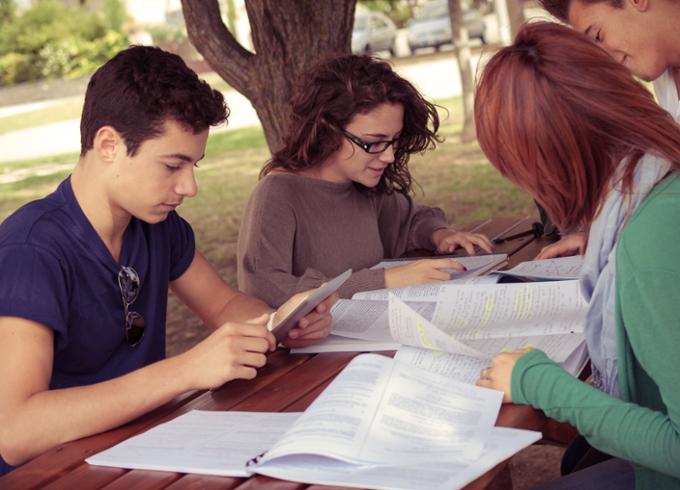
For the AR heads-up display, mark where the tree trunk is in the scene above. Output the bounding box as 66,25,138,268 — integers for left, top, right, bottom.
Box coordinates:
448,0,476,142
181,0,356,152
506,0,525,39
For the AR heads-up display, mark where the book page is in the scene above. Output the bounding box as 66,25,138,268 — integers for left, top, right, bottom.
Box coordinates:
331,299,435,341
352,274,500,302
262,354,392,464
85,411,301,477
389,294,585,362
394,346,488,384
498,255,584,280
290,334,399,354
372,253,507,273
262,353,502,466
431,280,587,339
252,427,541,490
361,358,502,463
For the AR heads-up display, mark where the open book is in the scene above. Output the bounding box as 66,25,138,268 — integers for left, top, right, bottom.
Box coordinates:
494,255,584,281
296,280,587,362
87,354,541,490
372,253,508,282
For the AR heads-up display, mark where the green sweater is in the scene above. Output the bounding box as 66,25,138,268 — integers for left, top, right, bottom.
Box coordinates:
511,174,680,489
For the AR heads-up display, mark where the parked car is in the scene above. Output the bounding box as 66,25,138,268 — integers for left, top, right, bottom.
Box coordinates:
407,0,486,52
352,11,399,56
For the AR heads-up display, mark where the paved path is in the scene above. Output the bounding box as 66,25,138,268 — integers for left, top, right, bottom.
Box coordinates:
0,55,478,163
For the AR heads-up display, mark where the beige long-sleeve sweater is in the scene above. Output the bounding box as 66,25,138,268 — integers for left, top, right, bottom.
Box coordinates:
236,173,448,307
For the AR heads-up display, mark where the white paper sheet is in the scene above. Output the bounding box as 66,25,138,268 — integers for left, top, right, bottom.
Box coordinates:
86,411,301,477
261,354,503,465
496,255,584,281
389,294,585,362
252,426,541,490
331,299,435,341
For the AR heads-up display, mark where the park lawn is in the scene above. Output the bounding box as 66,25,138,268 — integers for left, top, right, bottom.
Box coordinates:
0,96,535,355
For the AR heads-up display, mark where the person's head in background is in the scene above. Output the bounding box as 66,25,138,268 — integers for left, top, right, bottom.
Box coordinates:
539,0,680,81
77,45,228,224
474,22,680,232
260,54,440,194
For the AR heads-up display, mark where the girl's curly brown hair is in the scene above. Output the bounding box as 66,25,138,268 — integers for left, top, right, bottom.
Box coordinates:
261,55,441,194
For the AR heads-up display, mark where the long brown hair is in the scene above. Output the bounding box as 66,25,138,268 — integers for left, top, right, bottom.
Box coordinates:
261,54,441,194
475,22,680,231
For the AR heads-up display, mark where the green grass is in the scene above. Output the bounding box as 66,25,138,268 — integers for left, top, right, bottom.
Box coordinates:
0,96,535,356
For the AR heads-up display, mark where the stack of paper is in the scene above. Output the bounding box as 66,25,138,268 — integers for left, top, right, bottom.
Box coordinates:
87,354,541,490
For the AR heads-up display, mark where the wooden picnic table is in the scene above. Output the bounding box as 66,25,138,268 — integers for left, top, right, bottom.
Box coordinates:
0,215,578,490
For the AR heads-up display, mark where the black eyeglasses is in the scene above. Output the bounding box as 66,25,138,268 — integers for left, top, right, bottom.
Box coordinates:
342,129,400,154
117,266,145,347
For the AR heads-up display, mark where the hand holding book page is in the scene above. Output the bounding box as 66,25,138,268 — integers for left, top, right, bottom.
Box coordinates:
393,342,589,384
87,354,524,480
258,353,503,465
371,253,508,284
388,285,586,362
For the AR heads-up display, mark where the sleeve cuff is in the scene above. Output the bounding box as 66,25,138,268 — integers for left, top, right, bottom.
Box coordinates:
338,268,385,298
511,349,554,405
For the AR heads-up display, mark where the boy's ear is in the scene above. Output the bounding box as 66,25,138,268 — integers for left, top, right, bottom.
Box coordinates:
628,0,650,13
93,126,125,162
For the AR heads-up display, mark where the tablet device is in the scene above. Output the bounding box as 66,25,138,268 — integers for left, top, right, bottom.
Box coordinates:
269,269,352,343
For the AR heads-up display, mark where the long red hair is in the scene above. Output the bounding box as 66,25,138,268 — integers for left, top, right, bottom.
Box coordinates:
475,22,680,231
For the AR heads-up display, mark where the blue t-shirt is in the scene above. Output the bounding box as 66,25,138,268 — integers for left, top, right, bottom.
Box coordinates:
0,177,195,475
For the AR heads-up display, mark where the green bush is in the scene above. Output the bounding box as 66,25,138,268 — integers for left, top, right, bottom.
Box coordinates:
0,0,129,86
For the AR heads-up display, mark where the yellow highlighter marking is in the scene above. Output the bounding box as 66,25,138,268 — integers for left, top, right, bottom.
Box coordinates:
417,320,434,348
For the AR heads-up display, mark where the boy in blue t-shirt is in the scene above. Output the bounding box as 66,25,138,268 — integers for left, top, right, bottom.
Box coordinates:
0,46,333,476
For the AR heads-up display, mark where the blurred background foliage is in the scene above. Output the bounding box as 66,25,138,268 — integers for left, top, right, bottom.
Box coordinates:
0,0,129,86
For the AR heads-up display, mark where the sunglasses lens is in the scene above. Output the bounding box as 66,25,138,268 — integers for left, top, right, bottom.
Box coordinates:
126,311,145,347
118,266,140,303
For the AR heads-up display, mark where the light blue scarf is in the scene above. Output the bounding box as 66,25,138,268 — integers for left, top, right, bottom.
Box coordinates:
580,153,671,396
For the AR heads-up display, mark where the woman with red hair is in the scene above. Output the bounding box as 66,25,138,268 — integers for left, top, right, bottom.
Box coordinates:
475,22,680,488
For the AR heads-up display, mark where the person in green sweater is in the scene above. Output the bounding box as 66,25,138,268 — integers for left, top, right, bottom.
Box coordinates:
474,22,680,488
237,55,493,307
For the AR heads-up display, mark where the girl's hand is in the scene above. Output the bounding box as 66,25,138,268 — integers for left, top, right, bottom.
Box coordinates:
535,232,586,259
475,348,533,403
384,258,465,289
432,228,494,255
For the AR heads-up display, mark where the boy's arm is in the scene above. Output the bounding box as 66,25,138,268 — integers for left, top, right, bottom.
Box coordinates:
170,250,272,328
171,250,334,345
0,314,272,467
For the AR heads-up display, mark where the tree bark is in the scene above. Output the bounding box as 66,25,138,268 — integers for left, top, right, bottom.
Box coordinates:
182,0,356,152
506,0,525,39
448,0,476,142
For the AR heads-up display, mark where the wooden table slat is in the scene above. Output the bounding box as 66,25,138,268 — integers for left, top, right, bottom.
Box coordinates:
99,469,181,490
163,473,244,490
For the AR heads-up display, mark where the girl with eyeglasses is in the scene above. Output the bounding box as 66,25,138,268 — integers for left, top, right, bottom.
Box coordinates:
237,55,493,307
474,22,680,488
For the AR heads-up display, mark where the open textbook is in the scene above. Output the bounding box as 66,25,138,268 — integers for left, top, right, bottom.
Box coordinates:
494,255,584,281
87,354,541,490
372,253,508,282
296,280,587,363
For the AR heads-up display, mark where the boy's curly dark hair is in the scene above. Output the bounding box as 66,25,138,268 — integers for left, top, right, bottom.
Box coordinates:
80,45,228,156
261,55,441,194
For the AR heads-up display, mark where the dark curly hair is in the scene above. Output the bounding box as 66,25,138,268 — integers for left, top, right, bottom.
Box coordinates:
80,45,228,156
538,0,623,23
261,55,441,194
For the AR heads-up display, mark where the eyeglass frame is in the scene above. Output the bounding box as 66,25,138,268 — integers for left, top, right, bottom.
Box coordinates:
341,129,401,154
117,265,145,347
